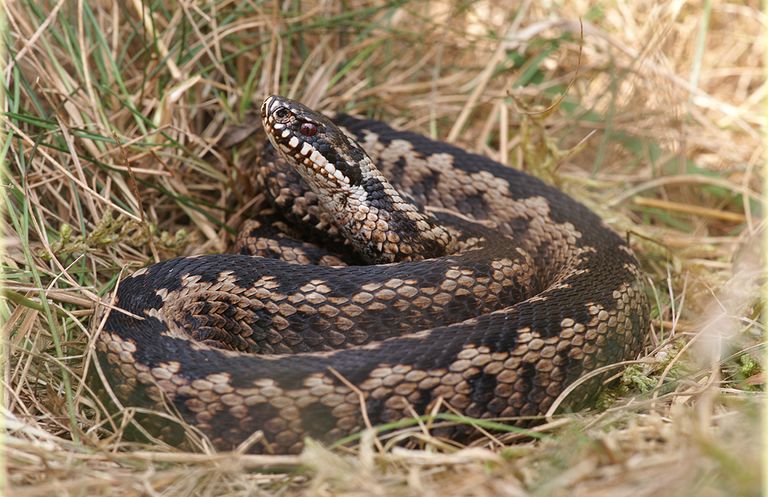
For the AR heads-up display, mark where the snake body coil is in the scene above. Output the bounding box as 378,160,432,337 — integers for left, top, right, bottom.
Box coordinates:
97,96,650,454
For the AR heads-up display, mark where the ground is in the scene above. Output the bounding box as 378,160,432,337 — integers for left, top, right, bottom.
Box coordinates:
2,1,764,496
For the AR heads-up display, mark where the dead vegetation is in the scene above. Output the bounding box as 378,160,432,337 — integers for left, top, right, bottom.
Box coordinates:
2,1,764,496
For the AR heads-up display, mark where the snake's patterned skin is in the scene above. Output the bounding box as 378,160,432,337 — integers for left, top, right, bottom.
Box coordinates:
97,96,650,454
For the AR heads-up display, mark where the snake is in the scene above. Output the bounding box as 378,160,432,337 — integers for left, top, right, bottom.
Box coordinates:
96,95,650,454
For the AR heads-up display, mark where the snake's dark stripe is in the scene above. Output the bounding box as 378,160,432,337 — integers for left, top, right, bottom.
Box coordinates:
96,96,650,454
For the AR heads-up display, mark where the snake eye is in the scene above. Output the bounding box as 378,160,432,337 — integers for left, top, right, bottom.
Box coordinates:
274,107,290,119
300,122,318,137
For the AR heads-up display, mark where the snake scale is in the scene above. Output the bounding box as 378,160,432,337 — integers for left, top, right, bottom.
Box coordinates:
97,96,650,454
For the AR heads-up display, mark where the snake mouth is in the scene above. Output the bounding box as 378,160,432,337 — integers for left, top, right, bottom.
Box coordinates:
261,95,365,188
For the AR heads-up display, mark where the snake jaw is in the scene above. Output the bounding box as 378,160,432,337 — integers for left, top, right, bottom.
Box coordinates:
262,95,364,190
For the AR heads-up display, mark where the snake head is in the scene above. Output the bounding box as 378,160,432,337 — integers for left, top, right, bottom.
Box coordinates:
261,95,454,263
261,95,366,189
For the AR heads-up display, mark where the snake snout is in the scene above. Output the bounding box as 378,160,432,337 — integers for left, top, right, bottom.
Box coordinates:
261,95,282,120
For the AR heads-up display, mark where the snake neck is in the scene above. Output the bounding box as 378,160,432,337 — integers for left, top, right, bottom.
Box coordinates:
261,95,453,264
326,163,454,263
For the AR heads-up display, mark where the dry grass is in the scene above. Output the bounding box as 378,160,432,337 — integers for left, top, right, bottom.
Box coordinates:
2,1,764,496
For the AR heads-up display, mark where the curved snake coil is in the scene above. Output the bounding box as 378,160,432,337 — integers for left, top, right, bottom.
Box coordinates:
97,96,650,454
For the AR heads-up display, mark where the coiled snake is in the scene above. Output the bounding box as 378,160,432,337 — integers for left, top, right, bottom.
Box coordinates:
97,96,650,454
